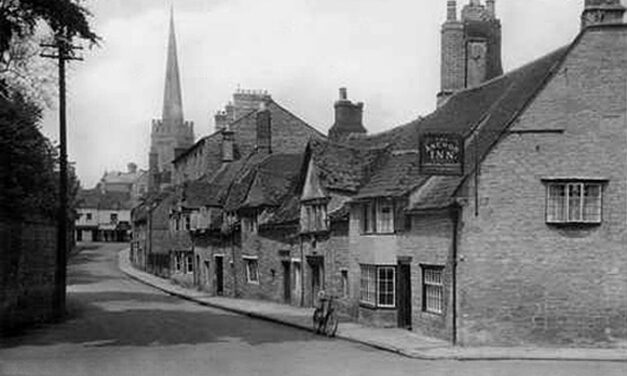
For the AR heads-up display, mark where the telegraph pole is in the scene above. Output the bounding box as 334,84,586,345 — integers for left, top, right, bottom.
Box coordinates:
41,34,82,319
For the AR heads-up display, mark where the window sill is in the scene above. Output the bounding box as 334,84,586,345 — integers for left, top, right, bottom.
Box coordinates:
360,232,396,236
422,309,444,317
300,228,329,235
546,221,601,228
359,302,397,310
247,281,260,285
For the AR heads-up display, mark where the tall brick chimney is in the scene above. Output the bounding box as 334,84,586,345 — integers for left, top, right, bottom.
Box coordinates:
328,88,367,142
581,0,625,29
438,0,503,107
256,102,272,154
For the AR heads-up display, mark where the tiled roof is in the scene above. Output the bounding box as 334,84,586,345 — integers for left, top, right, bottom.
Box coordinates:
408,176,462,211
348,44,569,205
308,138,387,193
240,153,304,209
77,189,132,210
181,181,224,208
354,151,428,200
100,170,145,185
264,195,300,225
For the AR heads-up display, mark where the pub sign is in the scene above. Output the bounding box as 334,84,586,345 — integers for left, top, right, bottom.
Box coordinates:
419,133,464,176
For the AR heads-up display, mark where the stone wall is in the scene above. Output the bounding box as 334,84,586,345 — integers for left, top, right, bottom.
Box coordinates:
0,218,57,333
457,28,627,346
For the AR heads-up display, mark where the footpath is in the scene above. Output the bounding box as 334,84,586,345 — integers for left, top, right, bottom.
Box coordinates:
118,249,627,361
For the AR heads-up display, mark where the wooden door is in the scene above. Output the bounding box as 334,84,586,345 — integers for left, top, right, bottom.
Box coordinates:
282,261,291,303
397,263,412,330
215,256,224,296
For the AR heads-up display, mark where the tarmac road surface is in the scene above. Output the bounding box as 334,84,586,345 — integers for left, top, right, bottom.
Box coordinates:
1,242,625,376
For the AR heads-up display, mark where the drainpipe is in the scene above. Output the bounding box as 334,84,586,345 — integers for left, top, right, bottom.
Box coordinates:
148,207,153,273
231,226,238,297
300,235,305,307
450,203,461,345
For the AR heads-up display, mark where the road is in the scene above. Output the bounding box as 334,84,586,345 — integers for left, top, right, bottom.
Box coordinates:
0,243,625,376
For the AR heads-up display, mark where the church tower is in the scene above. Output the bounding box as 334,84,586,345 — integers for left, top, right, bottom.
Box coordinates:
149,8,194,192
438,0,503,106
581,0,625,29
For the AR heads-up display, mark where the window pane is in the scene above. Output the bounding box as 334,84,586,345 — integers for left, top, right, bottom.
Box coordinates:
568,183,583,222
548,184,566,222
423,267,443,314
377,267,395,307
583,184,601,223
360,265,376,305
378,201,394,233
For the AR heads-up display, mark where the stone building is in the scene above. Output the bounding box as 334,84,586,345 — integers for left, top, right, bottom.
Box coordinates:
97,163,148,205
75,190,132,242
133,0,627,347
339,0,627,345
172,91,322,186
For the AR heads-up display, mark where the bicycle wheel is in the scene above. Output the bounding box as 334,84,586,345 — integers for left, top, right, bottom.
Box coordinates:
312,308,323,333
324,311,338,337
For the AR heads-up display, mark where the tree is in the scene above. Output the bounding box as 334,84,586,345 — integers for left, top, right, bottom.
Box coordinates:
0,0,99,59
0,0,97,219
0,0,99,103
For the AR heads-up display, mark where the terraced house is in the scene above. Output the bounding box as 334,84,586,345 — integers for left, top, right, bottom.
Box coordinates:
133,0,627,347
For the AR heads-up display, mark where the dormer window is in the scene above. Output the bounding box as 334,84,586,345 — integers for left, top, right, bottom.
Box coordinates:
301,201,328,233
184,214,191,231
361,199,394,235
243,212,258,233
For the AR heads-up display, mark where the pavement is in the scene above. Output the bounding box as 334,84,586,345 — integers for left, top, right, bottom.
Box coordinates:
118,249,627,362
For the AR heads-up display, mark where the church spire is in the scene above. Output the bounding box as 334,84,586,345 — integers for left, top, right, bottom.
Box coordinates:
162,6,184,126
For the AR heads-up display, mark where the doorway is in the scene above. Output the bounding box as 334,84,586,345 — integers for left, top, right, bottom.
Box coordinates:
397,261,412,330
204,261,211,289
215,255,224,296
282,261,291,303
307,256,324,306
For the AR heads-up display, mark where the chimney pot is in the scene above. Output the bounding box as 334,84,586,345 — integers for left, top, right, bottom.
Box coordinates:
447,1,457,21
339,87,348,100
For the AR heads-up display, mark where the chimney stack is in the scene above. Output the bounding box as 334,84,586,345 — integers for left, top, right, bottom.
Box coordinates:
447,0,457,21
214,111,229,132
127,162,138,174
256,101,272,154
486,0,495,17
581,0,625,29
328,87,367,142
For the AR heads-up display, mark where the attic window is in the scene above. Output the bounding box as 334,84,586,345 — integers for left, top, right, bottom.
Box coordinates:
361,199,394,235
301,203,328,233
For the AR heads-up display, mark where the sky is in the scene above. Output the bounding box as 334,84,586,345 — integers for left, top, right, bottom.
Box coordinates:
40,0,594,188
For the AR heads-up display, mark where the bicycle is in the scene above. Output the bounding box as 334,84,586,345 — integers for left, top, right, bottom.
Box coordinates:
312,292,339,337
